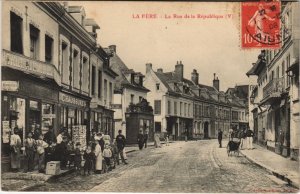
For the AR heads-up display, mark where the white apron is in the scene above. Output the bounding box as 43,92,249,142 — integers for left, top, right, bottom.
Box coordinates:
94,144,102,170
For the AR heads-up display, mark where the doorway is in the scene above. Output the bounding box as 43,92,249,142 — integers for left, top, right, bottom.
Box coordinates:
204,122,209,139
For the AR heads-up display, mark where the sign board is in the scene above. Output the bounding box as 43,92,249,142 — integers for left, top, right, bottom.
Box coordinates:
59,92,86,107
42,114,56,119
1,81,19,92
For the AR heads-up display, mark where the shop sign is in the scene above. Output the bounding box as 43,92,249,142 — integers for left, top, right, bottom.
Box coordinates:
42,114,56,119
59,92,86,107
1,81,19,92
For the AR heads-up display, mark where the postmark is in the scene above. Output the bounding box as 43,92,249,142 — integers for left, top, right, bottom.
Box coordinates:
241,1,281,49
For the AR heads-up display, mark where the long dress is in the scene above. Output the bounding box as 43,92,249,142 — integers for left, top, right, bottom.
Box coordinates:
94,144,102,171
10,134,21,169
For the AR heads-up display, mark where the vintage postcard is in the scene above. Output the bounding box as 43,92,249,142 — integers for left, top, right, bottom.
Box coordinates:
1,0,299,193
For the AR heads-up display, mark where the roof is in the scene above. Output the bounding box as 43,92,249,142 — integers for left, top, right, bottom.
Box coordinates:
85,18,100,29
109,51,149,92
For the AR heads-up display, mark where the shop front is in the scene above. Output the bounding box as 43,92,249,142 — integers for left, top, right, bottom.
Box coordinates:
1,68,59,171
58,91,90,147
90,105,114,139
125,99,154,145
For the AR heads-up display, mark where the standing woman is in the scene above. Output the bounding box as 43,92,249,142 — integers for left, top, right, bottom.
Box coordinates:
10,127,22,172
94,140,102,174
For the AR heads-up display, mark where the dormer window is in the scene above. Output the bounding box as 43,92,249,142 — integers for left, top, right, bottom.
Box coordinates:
156,83,160,90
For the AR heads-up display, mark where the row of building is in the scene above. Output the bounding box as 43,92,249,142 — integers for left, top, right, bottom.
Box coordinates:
1,2,249,170
247,2,299,160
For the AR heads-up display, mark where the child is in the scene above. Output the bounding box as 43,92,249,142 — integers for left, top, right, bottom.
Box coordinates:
111,140,118,168
165,134,169,146
67,141,74,168
36,134,48,173
74,142,82,175
24,132,36,172
103,144,112,171
83,146,95,175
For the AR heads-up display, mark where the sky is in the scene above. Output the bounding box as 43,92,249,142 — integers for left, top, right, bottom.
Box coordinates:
69,1,260,91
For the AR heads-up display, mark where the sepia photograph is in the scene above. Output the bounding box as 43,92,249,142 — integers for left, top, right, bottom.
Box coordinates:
1,0,299,193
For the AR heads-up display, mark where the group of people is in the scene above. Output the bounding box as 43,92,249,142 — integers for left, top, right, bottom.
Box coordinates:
9,125,130,175
137,129,170,150
217,127,254,149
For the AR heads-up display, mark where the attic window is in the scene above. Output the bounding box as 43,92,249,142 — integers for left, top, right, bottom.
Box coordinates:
156,83,160,90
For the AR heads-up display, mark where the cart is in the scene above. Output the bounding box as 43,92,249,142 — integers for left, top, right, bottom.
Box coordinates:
227,138,241,156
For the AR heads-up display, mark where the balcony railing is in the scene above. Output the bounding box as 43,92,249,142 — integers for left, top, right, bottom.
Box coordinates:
263,77,285,99
2,49,61,85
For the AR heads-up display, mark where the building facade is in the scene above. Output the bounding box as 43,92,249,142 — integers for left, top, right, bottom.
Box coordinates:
247,2,299,160
108,45,153,143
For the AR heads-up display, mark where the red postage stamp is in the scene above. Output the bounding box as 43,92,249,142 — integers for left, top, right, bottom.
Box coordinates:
241,1,281,49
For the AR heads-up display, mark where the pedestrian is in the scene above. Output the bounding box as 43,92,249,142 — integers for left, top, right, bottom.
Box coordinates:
239,128,246,150
94,140,102,174
144,128,149,148
165,134,169,146
66,141,75,168
83,146,95,175
115,130,128,165
218,129,223,148
98,133,105,152
154,133,161,148
60,136,68,169
111,140,119,166
103,144,112,171
24,132,36,172
74,142,82,175
33,124,41,140
137,129,144,150
247,128,254,150
228,128,234,141
36,134,48,173
10,127,22,172
43,126,55,145
185,129,188,142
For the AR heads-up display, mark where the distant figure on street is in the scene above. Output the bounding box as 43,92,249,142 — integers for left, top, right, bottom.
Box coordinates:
246,128,254,150
137,130,145,150
115,130,128,164
144,128,149,148
228,128,234,141
154,133,161,148
83,146,95,175
74,142,82,175
239,128,247,150
165,134,169,146
185,129,188,142
218,129,223,148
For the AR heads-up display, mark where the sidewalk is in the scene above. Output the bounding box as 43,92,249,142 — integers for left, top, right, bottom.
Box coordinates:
240,143,300,189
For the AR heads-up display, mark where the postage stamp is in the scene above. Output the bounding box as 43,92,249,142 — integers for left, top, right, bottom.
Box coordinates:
241,1,281,49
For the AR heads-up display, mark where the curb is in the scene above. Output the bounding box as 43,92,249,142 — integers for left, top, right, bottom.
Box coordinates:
240,150,299,189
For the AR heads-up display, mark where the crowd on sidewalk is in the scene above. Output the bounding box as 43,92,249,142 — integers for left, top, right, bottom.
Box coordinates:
9,126,133,176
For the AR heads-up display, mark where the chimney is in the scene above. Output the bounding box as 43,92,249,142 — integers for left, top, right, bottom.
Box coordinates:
213,73,220,91
191,69,199,85
175,61,184,81
146,63,152,73
157,68,163,73
108,45,116,54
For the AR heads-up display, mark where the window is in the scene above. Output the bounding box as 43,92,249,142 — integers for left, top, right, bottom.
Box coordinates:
91,66,96,95
131,94,134,104
109,82,113,105
184,103,187,116
276,66,279,79
61,42,69,84
104,79,107,103
188,104,190,116
30,24,40,59
154,100,161,114
180,102,182,115
282,61,285,77
98,70,102,98
156,83,160,90
271,71,274,81
139,96,143,102
73,49,80,88
45,35,53,63
168,101,171,115
174,102,177,115
82,57,89,92
287,54,291,86
10,12,23,54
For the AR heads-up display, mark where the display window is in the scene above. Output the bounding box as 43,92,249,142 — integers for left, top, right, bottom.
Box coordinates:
41,103,54,134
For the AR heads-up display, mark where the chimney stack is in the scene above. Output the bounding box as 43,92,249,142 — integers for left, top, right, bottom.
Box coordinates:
191,69,199,85
157,68,163,73
213,73,220,91
146,63,152,73
108,45,116,54
175,61,184,81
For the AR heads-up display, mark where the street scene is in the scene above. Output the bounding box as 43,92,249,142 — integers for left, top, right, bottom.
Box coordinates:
1,1,300,193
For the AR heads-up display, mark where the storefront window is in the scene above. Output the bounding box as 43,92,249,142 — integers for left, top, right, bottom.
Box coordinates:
29,100,40,134
41,103,54,135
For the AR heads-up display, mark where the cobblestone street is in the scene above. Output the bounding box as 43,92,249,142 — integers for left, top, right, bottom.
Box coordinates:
31,141,298,192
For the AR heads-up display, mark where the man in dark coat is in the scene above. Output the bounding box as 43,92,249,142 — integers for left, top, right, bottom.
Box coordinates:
218,129,223,148
115,130,128,164
137,130,145,150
